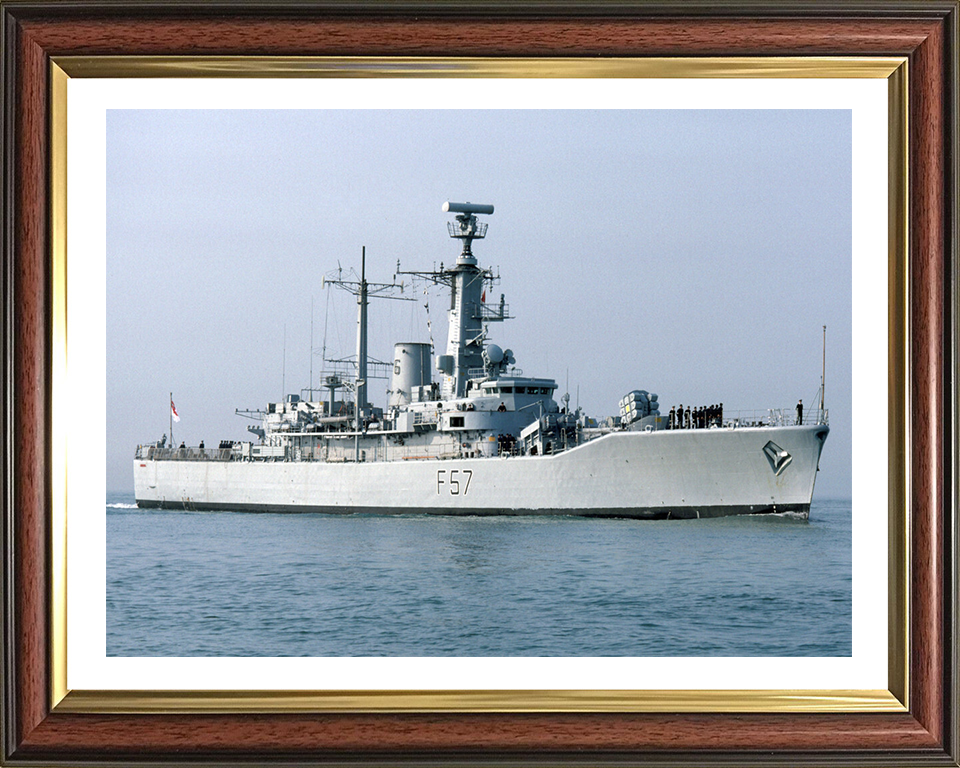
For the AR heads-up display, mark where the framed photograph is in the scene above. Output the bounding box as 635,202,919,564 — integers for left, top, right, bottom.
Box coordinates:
2,2,957,766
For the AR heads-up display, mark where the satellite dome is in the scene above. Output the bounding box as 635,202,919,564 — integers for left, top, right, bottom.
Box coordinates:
484,344,504,364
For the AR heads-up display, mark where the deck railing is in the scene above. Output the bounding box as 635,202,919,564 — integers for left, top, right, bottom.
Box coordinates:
662,407,829,430
726,408,829,428
136,407,829,464
135,445,235,461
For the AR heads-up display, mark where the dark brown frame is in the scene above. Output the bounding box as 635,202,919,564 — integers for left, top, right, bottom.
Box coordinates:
2,2,958,765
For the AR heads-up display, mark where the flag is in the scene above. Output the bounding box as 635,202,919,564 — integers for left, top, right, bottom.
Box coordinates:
481,290,486,303
171,400,180,422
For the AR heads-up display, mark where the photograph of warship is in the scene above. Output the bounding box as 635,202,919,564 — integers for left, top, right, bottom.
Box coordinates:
134,202,829,519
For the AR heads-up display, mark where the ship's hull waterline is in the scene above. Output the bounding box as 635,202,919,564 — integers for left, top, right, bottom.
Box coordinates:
134,424,828,520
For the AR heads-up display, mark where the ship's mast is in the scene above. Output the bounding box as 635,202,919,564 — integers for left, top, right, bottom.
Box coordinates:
444,202,491,397
323,247,413,430
309,296,314,399
356,247,368,432
397,202,509,399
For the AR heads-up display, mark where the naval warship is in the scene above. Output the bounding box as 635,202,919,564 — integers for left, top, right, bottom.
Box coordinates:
134,202,829,519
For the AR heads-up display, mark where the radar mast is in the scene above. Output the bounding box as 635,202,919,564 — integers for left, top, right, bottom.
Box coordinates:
398,202,511,399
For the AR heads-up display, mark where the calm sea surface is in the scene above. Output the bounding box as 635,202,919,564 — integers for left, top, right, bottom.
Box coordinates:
106,493,851,657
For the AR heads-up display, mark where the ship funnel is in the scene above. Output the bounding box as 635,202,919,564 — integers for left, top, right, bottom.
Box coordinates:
389,342,432,407
443,202,494,215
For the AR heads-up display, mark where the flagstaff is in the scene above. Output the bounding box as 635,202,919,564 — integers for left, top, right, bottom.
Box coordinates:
821,325,826,413
169,394,180,448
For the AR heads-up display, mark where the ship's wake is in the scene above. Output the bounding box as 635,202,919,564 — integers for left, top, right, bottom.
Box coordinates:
768,509,809,521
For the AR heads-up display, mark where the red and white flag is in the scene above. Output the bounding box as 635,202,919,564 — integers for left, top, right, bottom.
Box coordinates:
481,290,486,303
170,400,180,422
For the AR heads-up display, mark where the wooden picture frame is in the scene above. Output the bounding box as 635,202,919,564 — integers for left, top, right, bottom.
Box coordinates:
2,2,957,765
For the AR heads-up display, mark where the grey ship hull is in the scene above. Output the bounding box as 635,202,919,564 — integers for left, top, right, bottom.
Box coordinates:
134,424,828,519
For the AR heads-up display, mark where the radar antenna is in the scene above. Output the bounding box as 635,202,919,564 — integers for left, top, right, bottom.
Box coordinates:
443,201,494,261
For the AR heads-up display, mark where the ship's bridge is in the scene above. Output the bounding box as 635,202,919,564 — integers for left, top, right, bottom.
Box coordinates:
466,377,559,405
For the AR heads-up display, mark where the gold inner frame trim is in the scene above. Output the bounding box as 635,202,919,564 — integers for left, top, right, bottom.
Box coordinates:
56,688,904,715
50,62,69,709
886,61,910,710
49,55,909,715
54,55,904,79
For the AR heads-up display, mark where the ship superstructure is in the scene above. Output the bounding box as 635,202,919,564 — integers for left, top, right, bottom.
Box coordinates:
134,202,829,519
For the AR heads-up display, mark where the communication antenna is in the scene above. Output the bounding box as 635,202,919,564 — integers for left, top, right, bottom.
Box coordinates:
309,296,314,400
320,279,332,400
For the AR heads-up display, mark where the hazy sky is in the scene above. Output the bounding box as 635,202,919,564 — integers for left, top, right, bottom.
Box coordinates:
107,109,852,497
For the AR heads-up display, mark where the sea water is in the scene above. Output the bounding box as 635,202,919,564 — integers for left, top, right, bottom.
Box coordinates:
106,493,851,657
